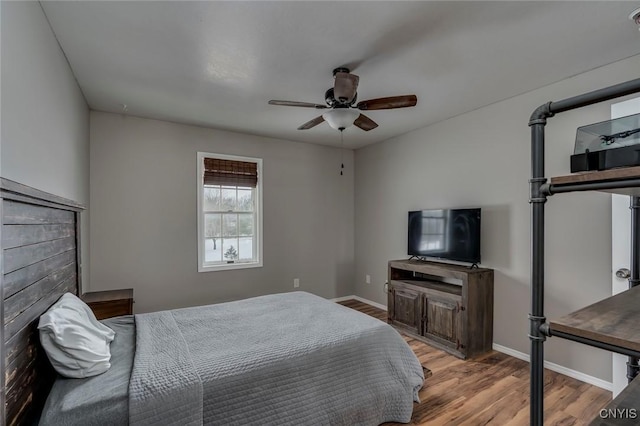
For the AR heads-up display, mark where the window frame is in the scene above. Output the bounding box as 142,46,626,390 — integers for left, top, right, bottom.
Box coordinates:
197,152,263,272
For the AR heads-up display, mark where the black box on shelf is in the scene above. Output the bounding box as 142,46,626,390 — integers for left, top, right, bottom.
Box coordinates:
571,113,640,172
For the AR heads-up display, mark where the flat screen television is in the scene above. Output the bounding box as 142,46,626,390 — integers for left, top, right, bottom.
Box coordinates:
408,208,481,264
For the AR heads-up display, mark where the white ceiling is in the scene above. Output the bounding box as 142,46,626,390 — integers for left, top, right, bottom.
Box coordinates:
41,1,640,149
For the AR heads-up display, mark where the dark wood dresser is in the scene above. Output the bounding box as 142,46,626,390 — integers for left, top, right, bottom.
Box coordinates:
82,289,134,320
387,259,494,359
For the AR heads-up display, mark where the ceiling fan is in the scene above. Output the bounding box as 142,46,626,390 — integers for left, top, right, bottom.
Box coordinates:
268,67,417,131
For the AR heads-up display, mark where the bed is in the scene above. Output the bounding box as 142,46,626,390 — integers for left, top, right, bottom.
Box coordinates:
0,180,424,426
40,291,424,425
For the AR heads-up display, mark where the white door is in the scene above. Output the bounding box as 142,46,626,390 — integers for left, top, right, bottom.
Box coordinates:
611,97,640,397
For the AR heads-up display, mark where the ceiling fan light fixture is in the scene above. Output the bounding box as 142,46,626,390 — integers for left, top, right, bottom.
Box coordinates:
322,108,360,131
631,7,640,29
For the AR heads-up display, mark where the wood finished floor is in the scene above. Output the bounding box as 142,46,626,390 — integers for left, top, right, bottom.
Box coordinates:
337,299,612,426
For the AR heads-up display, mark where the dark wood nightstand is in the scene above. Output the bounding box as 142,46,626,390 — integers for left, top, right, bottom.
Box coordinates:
82,289,134,320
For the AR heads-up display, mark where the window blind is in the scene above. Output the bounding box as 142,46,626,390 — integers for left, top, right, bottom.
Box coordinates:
203,158,258,188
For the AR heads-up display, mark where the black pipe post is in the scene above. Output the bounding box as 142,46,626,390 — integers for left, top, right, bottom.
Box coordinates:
628,197,640,382
628,198,640,289
529,103,552,426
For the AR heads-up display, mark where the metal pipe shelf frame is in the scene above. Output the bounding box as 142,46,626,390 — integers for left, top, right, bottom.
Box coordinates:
545,328,640,359
544,179,640,195
528,77,640,426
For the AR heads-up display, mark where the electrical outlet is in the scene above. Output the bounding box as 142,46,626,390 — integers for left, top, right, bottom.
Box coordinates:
293,278,300,288
366,274,371,284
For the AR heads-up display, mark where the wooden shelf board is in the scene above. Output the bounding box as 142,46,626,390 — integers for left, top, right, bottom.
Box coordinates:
551,166,640,185
589,374,640,425
550,167,640,195
389,259,491,281
398,279,463,296
550,285,640,353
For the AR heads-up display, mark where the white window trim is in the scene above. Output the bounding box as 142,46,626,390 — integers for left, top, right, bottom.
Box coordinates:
197,152,263,272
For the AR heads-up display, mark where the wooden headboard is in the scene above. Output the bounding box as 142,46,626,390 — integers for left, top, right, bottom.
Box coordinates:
1,178,84,425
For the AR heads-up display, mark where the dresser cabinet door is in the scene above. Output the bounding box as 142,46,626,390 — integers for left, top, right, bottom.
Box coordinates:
422,291,463,352
388,283,422,335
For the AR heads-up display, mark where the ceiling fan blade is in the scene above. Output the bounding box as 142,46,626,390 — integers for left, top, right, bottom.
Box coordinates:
269,100,327,109
357,95,417,110
334,72,359,103
354,114,378,131
297,115,325,130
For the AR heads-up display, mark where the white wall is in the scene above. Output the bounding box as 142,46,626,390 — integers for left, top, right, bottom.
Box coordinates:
1,1,90,286
89,112,354,313
354,53,640,383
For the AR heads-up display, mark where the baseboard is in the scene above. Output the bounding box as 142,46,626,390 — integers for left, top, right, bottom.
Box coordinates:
330,295,387,311
492,343,613,392
329,295,355,303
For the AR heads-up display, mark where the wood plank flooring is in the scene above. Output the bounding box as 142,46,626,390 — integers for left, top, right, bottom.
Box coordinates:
337,299,612,426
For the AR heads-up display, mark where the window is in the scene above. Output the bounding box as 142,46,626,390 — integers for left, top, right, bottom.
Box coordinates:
197,152,262,272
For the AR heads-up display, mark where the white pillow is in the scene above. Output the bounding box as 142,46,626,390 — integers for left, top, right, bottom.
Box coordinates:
38,293,116,378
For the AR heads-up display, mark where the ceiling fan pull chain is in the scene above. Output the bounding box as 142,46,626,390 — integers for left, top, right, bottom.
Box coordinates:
340,130,344,175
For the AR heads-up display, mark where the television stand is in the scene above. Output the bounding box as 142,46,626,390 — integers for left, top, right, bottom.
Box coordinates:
387,259,494,359
408,256,480,270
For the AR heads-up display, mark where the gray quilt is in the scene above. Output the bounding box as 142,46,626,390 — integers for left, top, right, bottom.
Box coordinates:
129,291,424,426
